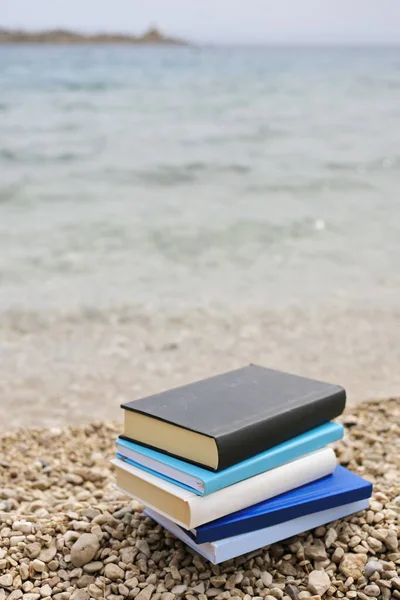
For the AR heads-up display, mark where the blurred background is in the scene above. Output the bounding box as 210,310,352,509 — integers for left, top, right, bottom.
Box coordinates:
1,0,400,430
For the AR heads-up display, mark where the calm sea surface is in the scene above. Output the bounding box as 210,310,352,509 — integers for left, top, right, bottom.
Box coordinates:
1,45,400,315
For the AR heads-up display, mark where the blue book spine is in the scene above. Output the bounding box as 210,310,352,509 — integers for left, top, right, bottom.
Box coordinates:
190,466,372,543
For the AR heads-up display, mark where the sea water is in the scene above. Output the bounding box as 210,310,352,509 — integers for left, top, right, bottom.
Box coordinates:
1,45,399,315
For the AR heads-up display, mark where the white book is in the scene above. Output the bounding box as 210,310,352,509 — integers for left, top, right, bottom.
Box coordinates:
145,499,370,564
112,446,336,529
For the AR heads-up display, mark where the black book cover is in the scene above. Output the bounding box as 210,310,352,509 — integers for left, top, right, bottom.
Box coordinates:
121,364,346,471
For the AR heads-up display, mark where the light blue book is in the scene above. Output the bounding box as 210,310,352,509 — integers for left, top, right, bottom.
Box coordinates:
116,421,343,496
145,498,369,564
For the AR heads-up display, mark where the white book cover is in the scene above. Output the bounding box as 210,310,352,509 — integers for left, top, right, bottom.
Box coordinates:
145,499,370,564
112,446,336,529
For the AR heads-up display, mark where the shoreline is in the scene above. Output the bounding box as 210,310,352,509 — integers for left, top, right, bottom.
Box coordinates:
1,304,399,432
0,397,399,599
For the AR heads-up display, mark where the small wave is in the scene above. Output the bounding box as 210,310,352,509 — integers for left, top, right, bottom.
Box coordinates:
247,177,376,194
149,218,322,263
201,126,285,146
184,162,251,174
0,148,90,165
134,162,251,186
61,81,109,91
327,156,400,174
136,167,196,186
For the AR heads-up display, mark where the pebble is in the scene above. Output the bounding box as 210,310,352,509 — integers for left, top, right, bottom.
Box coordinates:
339,553,367,580
0,574,13,587
70,533,99,567
135,585,155,600
304,540,327,561
104,563,124,580
364,561,383,578
307,571,330,596
332,547,345,563
39,544,57,563
13,521,33,535
171,584,187,594
363,585,381,597
83,561,103,573
285,584,300,600
136,540,151,558
88,584,102,599
25,543,42,559
10,535,25,546
32,559,46,572
210,576,226,588
40,586,52,598
0,399,398,600
385,530,399,552
70,592,86,600
261,572,273,587
325,528,337,549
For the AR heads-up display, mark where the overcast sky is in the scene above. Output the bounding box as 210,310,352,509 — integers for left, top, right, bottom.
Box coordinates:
2,0,400,44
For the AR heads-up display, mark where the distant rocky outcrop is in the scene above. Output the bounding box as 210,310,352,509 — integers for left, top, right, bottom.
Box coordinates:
0,27,187,45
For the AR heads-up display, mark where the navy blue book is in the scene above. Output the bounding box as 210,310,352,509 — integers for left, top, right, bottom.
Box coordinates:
185,466,372,543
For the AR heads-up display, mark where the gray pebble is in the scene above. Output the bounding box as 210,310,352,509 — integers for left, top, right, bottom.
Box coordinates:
364,561,383,578
70,534,100,567
363,585,381,597
83,561,103,573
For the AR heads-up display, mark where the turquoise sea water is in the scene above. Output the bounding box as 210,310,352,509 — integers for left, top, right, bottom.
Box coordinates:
1,45,400,316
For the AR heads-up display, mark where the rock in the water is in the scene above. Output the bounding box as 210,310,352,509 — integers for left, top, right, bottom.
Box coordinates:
339,553,367,580
70,533,100,567
307,571,330,596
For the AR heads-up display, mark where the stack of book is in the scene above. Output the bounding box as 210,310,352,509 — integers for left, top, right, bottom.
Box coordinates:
112,365,372,564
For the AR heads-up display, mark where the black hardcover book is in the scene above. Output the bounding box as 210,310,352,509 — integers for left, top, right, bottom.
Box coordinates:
121,364,346,471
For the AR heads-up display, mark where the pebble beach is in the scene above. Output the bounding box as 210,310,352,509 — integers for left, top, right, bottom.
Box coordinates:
1,397,399,600
1,42,400,600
